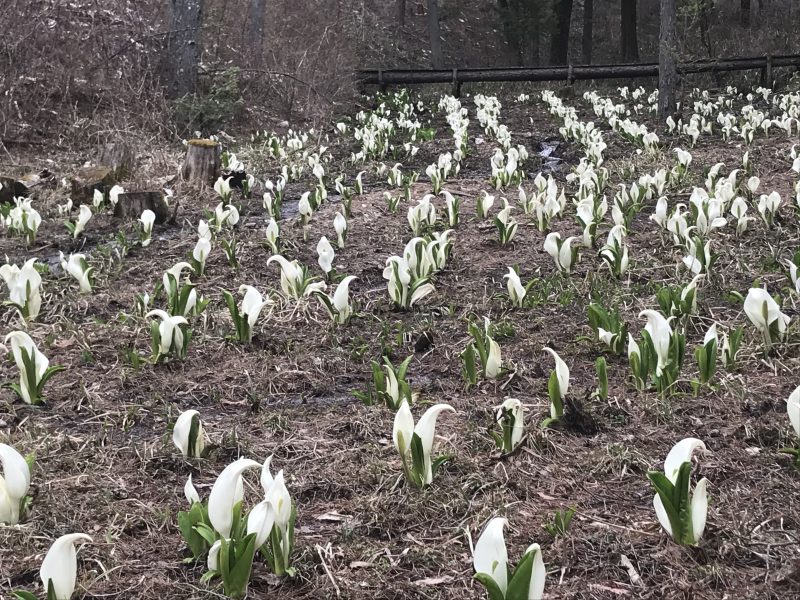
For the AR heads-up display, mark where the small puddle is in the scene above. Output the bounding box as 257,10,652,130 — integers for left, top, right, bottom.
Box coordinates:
537,140,564,173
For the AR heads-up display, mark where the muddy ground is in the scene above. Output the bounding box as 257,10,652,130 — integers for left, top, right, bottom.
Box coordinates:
0,88,798,599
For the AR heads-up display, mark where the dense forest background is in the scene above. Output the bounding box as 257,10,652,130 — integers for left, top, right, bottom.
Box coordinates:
1,0,799,141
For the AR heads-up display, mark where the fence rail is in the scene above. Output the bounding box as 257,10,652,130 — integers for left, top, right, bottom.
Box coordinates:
358,54,800,95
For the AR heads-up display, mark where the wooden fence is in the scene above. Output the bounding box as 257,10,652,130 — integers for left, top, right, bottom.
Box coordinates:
358,54,800,96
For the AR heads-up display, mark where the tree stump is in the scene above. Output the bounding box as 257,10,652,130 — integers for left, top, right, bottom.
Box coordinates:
114,192,171,224
181,139,220,186
0,177,29,204
99,142,135,180
69,166,116,205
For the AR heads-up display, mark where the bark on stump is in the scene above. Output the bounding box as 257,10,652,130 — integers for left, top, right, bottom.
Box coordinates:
99,142,135,180
69,166,116,205
0,177,29,204
114,192,171,224
181,139,220,186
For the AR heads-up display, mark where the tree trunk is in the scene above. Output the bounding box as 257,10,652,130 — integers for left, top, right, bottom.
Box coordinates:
181,139,220,186
69,167,116,206
530,6,541,66
621,0,639,62
246,0,267,65
99,142,135,180
114,192,171,224
498,0,524,66
582,0,594,64
549,0,574,65
397,0,406,27
427,0,444,68
697,0,714,57
740,0,750,26
658,0,677,121
165,0,204,98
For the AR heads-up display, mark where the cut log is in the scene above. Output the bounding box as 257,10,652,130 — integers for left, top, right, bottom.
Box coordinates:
113,191,171,224
0,177,29,204
99,142,135,180
181,139,220,185
69,166,116,205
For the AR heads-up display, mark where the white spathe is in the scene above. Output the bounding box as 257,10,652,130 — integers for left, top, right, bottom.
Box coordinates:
0,442,31,524
40,533,93,600
208,457,261,538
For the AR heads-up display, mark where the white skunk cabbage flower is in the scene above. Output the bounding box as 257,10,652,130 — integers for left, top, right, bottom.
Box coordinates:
40,533,93,600
139,209,155,246
261,457,293,534
744,287,790,349
495,398,524,452
108,185,124,207
162,261,193,292
246,497,276,548
0,442,31,524
314,275,357,324
184,474,201,505
193,237,211,272
265,218,280,253
208,457,261,538
5,331,54,406
473,517,509,594
92,189,104,208
0,258,42,320
334,212,348,248
72,204,93,238
393,401,455,485
473,517,546,600
543,347,569,419
240,284,267,329
650,196,668,227
485,335,502,379
146,309,188,356
214,176,232,201
213,202,239,231
298,192,313,223
59,252,93,294
639,309,673,376
788,385,800,437
208,539,222,571
316,236,335,274
198,219,212,241
267,255,325,298
504,267,526,307
651,438,708,545
757,191,781,226
543,232,580,273
172,409,206,458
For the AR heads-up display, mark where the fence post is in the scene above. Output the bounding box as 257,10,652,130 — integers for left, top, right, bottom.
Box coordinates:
765,54,774,88
378,69,387,94
452,68,461,97
567,64,575,86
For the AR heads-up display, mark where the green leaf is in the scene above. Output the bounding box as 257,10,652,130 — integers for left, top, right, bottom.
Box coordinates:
410,432,426,485
595,356,608,400
431,454,451,477
188,413,201,458
548,371,563,418
473,573,506,600
227,533,257,596
11,591,38,600
461,344,477,386
312,290,335,320
178,504,210,559
506,548,535,600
